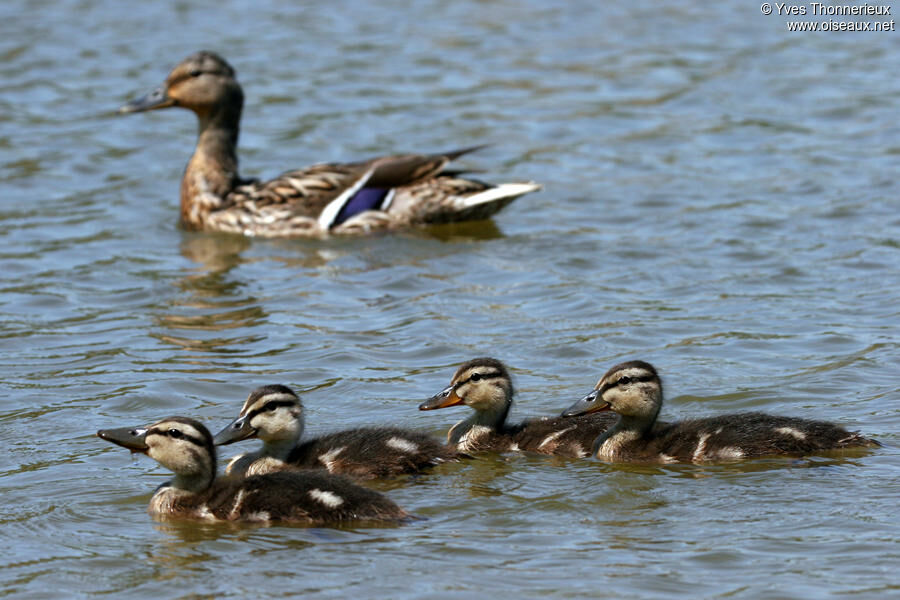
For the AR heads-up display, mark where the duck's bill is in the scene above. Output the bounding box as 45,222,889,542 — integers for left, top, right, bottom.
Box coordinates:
97,426,149,453
561,390,610,417
212,415,257,446
119,87,176,113
419,385,463,411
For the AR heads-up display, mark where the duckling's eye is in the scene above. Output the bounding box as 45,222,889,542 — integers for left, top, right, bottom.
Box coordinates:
168,428,184,439
618,376,632,386
263,401,279,412
470,373,482,382
189,69,202,78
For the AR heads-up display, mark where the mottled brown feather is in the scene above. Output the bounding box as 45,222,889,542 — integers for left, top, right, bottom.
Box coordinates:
120,52,539,237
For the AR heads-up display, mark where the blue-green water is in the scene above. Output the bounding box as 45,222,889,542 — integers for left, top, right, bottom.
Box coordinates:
1,1,898,598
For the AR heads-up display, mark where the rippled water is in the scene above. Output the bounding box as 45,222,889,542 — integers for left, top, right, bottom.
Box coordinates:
2,1,899,598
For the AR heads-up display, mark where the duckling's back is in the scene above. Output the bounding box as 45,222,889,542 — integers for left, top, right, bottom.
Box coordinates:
288,426,459,479
152,471,407,523
646,412,879,462
509,412,618,458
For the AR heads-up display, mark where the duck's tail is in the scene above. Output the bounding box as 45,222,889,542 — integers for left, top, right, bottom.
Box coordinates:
387,177,542,225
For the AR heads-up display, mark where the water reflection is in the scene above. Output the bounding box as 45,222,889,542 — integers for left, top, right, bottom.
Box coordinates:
587,454,876,479
150,220,508,361
413,220,506,242
178,232,251,275
152,519,279,543
148,233,268,360
151,517,402,546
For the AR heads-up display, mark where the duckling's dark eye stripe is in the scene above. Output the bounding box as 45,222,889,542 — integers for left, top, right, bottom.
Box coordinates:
458,370,502,387
599,374,656,395
147,428,205,447
246,400,295,421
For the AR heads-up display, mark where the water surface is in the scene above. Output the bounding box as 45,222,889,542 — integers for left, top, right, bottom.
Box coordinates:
1,1,898,598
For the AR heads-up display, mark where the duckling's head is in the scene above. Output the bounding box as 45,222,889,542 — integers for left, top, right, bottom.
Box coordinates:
97,417,216,490
419,357,514,426
213,385,304,448
120,51,243,121
562,360,663,424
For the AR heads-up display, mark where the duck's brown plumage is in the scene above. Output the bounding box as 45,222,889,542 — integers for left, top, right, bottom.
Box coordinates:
97,416,407,524
420,357,617,457
214,385,459,479
120,51,540,237
562,360,880,463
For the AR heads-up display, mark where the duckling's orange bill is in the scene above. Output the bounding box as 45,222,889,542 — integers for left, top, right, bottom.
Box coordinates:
97,426,150,453
120,87,176,114
419,385,463,410
561,389,611,417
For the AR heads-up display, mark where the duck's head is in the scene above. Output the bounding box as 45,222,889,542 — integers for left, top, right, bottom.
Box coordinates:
562,360,663,423
120,51,243,121
213,385,304,448
419,357,514,426
97,416,216,490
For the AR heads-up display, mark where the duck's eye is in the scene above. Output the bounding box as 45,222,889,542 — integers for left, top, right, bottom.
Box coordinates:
263,401,279,412
470,373,482,382
618,376,632,386
168,428,184,439
189,69,202,78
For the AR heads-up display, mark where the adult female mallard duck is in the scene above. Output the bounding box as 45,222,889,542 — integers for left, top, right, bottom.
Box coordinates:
119,51,541,237
419,357,617,456
561,360,880,463
97,416,406,524
213,385,459,479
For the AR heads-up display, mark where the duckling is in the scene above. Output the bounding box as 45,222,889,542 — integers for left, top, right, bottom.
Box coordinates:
119,51,541,237
419,357,617,457
561,360,880,463
213,385,458,479
96,416,406,523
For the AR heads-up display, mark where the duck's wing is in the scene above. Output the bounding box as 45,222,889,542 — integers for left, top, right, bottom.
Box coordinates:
359,145,488,187
383,176,541,225
222,146,539,235
226,162,379,228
